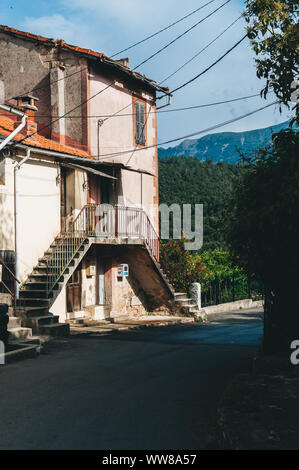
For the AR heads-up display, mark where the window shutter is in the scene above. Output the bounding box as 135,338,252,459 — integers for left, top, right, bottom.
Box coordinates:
135,101,145,145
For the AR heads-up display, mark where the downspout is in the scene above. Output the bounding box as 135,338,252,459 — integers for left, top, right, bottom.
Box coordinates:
156,94,172,110
14,148,30,298
97,119,104,158
0,104,27,150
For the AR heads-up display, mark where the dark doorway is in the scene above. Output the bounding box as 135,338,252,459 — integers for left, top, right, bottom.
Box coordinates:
67,268,82,313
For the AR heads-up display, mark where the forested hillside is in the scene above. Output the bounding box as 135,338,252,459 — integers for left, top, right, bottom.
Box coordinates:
158,120,291,163
158,156,244,251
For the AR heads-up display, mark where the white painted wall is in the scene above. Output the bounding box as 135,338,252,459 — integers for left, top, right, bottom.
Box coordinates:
0,154,60,282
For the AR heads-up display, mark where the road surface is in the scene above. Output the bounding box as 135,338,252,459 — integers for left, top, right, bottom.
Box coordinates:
0,308,263,450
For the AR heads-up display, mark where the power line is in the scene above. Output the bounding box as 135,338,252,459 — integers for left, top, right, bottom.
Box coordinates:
0,92,263,119
81,100,279,160
133,0,231,70
3,1,217,106
110,0,218,58
164,33,248,97
6,66,88,103
159,15,242,85
14,3,228,145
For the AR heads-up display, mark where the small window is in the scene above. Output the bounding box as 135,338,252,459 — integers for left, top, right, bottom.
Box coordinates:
134,100,145,145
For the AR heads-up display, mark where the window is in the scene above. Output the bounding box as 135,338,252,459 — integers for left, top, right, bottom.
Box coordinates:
134,99,145,145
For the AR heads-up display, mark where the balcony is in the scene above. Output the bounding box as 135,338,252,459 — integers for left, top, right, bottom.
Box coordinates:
46,204,159,295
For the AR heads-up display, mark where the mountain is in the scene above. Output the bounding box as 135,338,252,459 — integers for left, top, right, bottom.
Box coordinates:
158,120,292,163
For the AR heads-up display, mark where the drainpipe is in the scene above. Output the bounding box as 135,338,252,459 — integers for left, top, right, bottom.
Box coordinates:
14,148,30,298
97,119,104,158
0,104,27,151
156,94,172,110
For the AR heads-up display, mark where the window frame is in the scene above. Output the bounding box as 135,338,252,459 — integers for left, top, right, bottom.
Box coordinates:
133,97,147,147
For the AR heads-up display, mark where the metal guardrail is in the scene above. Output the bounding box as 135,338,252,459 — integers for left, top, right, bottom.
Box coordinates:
201,274,264,307
46,204,159,296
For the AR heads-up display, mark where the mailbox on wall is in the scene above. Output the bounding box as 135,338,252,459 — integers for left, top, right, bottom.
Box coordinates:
86,265,96,277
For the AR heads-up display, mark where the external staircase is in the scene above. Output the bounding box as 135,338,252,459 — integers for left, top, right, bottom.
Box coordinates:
15,204,199,335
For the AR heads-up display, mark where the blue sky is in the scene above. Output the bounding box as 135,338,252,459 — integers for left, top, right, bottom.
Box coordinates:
0,0,292,146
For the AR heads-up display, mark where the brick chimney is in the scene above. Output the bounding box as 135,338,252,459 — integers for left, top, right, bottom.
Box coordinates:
116,58,130,69
14,94,39,134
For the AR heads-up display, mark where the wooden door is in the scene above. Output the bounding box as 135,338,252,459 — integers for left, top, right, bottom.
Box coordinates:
88,174,101,205
66,269,81,313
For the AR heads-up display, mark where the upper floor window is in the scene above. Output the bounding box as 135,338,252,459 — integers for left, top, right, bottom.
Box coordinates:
134,99,146,146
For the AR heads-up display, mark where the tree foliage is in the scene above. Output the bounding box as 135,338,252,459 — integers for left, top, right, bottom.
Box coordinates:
244,0,299,121
159,157,244,250
226,128,299,353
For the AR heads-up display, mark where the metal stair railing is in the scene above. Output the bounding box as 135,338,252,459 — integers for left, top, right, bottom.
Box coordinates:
46,204,160,296
0,257,20,313
46,204,97,296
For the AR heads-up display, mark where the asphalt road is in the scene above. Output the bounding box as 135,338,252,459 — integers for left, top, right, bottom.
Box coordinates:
0,308,263,450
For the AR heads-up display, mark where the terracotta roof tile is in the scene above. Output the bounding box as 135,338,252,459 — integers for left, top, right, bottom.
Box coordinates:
0,115,92,158
0,25,169,92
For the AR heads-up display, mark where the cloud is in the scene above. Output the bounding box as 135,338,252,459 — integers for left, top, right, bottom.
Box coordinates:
21,13,98,48
15,0,291,141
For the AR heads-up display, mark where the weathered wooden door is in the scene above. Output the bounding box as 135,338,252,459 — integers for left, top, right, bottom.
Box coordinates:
66,269,81,313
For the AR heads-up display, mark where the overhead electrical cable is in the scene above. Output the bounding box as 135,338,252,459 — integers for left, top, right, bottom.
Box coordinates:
0,92,263,119
159,15,242,84
162,33,248,97
71,100,279,160
14,2,229,145
110,0,218,57
133,0,231,70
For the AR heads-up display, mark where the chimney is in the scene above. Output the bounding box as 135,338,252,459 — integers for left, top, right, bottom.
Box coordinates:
116,58,130,69
14,94,39,134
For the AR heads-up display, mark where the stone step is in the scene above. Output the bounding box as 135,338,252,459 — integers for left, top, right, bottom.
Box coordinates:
175,298,192,304
19,289,50,299
38,323,70,337
22,281,49,290
17,298,50,308
0,293,13,306
8,316,22,328
27,315,59,329
25,306,50,317
8,327,32,341
174,293,187,300
110,315,130,323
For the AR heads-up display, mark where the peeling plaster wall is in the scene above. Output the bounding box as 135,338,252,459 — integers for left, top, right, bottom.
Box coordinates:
0,32,52,136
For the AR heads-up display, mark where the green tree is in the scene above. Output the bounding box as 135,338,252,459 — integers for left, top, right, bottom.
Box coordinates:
226,129,299,354
244,0,299,122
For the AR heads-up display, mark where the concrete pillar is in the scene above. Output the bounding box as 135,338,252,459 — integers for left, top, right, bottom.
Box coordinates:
50,67,65,143
191,282,201,310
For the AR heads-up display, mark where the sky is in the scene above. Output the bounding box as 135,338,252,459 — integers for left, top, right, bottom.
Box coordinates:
0,0,292,147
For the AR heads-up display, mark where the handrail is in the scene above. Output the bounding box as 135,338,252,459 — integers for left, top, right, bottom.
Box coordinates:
46,204,160,296
0,257,21,313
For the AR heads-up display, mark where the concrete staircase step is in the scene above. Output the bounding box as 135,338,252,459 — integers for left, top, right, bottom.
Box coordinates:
8,327,32,341
27,315,59,329
38,323,70,337
175,298,192,304
8,316,22,328
25,306,50,317
110,315,130,323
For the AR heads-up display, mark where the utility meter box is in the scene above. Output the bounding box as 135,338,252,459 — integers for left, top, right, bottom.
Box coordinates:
86,264,96,277
116,264,129,280
122,264,129,277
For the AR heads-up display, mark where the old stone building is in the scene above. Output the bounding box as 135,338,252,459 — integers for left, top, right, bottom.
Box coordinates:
0,25,191,336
